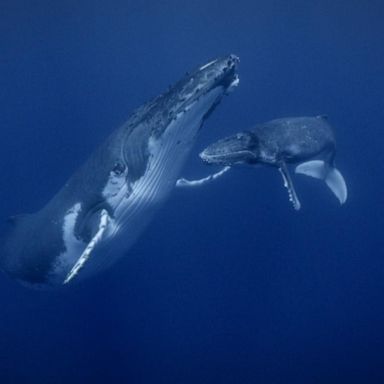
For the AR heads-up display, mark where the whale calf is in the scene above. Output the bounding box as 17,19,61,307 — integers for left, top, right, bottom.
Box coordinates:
0,55,239,287
199,116,347,210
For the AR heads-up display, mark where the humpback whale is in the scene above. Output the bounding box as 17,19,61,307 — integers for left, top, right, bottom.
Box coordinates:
0,55,239,287
199,116,347,210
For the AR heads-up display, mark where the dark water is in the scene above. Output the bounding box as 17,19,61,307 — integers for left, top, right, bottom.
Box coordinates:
1,1,383,383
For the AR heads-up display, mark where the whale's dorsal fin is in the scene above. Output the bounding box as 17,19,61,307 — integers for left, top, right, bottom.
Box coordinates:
295,160,347,204
278,161,301,211
64,209,110,284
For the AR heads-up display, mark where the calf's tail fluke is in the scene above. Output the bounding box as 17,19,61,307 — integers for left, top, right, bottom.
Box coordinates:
295,160,348,205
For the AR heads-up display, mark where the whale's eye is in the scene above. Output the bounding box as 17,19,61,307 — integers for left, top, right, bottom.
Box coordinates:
236,132,259,150
112,162,126,176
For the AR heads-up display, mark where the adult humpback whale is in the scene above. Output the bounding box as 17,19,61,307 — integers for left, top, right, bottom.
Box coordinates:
0,55,239,287
198,116,347,210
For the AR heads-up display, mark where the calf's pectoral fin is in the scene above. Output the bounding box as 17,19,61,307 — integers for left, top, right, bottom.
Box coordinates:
295,160,347,205
176,166,231,188
278,162,301,211
63,209,110,284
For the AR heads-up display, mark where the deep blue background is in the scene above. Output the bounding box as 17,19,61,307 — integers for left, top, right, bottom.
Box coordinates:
1,1,384,383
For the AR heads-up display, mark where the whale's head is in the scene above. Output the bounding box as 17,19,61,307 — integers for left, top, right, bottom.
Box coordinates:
200,131,260,166
148,55,240,140
172,55,239,111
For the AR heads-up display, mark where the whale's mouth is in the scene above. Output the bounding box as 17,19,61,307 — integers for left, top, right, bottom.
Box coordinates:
199,131,259,166
200,148,257,165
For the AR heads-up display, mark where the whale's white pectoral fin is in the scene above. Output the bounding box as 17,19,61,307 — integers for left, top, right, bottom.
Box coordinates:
295,160,347,204
64,209,110,284
278,162,301,211
176,166,231,188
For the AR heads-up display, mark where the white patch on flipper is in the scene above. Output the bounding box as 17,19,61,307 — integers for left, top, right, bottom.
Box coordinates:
51,203,85,280
295,160,348,204
64,209,110,284
176,166,231,187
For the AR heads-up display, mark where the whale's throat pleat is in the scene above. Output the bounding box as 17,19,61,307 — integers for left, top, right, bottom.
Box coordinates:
68,87,226,279
111,87,223,231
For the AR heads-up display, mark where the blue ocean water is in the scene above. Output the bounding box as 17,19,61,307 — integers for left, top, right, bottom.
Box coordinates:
1,0,383,383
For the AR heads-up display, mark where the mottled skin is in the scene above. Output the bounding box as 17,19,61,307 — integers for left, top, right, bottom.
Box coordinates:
200,116,336,167
199,116,346,211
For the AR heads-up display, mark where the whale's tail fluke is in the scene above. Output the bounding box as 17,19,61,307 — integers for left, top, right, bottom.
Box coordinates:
295,160,347,205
